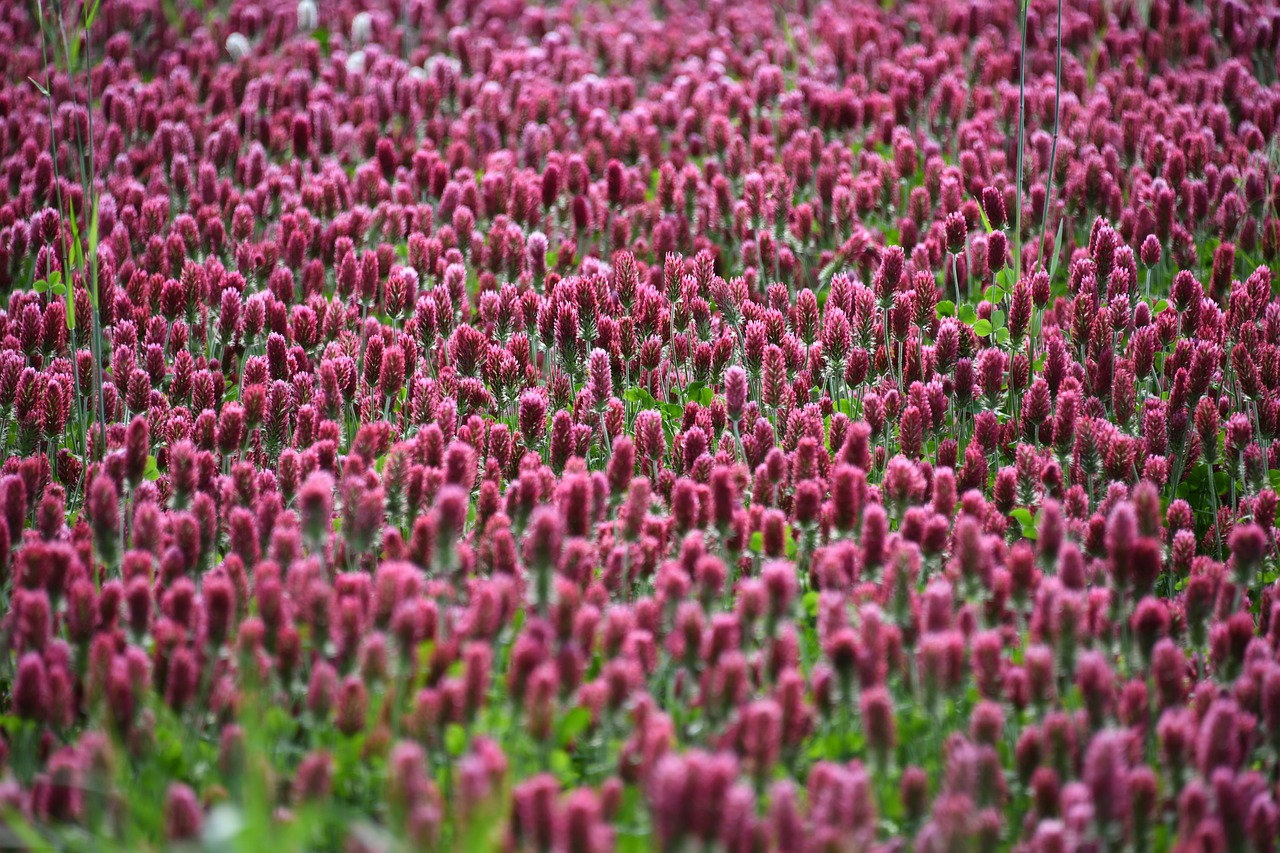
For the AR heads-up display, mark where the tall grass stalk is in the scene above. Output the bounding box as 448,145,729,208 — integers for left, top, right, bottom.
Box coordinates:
33,0,81,460
1038,0,1065,273
1014,0,1030,275
34,0,107,473
75,0,109,462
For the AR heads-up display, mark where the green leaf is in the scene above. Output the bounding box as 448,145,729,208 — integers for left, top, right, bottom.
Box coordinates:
976,201,993,234
748,531,764,554
87,194,100,256
144,455,161,481
958,304,978,325
995,268,1017,289
1047,218,1065,284
0,808,46,850
972,319,993,336
990,309,1006,328
1009,508,1036,527
33,279,47,294
623,388,658,409
445,724,467,757
50,282,65,296
617,834,651,853
549,749,573,780
557,707,592,747
935,300,955,317
994,327,1010,345
27,77,49,98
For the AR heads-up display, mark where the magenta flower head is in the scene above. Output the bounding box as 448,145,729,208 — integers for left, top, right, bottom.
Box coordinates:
860,686,896,766
1140,235,1161,267
1151,639,1187,711
931,467,957,517
299,471,334,548
124,415,149,487
1241,793,1278,853
709,466,737,533
88,473,120,569
1083,729,1130,831
336,675,370,737
945,211,967,254
760,560,797,623
1105,500,1138,586
739,698,782,781
825,628,860,695
1196,699,1242,778
1018,644,1053,709
430,482,468,554
859,502,888,572
830,464,864,534
514,773,558,851
1229,523,1268,584
966,697,1006,753
620,476,650,543
556,473,592,540
164,783,202,841
1075,648,1116,727
164,641,201,713
876,245,905,302
13,652,48,721
559,787,610,853
607,436,636,498
885,767,926,828
525,504,564,615
216,402,246,455
724,366,747,423
444,441,478,492
1194,396,1219,462
670,477,699,535
378,344,406,401
587,348,612,407
794,479,823,527
294,750,333,804
519,388,549,448
981,186,1007,230
1130,597,1169,663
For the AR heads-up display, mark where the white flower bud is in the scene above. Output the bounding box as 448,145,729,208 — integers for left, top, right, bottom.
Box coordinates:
297,0,318,33
351,11,373,46
225,33,251,61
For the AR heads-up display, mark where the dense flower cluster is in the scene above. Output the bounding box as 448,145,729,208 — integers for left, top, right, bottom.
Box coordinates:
1,0,1280,849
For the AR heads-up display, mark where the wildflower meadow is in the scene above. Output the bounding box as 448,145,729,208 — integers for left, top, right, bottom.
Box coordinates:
1,0,1280,849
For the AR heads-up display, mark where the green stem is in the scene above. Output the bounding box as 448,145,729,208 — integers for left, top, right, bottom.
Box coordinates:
1014,0,1029,274
1037,0,1065,260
